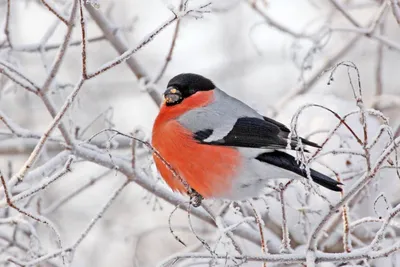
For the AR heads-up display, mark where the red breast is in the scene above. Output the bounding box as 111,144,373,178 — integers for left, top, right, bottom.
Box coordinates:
152,90,241,198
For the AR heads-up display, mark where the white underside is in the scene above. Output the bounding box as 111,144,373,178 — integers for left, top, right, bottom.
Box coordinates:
219,148,303,200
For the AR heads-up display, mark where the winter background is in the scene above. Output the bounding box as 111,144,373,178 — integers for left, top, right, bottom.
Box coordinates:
1,0,400,266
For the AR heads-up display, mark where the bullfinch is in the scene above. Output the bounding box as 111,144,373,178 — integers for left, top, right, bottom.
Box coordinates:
152,73,342,201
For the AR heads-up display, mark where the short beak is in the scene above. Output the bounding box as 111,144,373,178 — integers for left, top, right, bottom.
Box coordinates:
163,87,182,104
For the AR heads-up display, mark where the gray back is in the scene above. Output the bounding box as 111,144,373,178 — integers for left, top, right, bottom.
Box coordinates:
177,88,263,135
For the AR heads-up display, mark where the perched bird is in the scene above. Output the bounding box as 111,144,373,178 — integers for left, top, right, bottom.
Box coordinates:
152,73,342,200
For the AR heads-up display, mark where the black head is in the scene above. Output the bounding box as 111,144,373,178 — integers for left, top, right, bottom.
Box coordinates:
163,73,216,106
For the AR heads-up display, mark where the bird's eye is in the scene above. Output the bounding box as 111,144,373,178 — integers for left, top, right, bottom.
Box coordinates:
164,87,183,106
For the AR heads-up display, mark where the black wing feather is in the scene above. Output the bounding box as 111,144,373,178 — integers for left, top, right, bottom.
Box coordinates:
256,151,342,191
193,129,213,141
194,116,319,150
263,116,320,148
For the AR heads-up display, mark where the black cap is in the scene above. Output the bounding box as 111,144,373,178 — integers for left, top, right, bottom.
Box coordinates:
167,73,215,99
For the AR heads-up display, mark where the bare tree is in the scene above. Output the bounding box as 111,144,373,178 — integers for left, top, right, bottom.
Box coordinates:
1,0,400,266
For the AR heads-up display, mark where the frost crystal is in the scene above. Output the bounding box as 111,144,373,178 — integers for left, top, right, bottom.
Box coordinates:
85,0,100,9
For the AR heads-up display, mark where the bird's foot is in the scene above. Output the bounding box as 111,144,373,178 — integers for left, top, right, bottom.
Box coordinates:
188,189,203,208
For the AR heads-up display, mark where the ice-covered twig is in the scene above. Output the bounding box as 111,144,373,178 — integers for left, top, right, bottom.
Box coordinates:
308,135,400,251
375,22,385,96
10,78,85,184
0,60,41,92
0,156,74,208
5,179,129,266
390,0,400,25
42,169,112,215
41,0,78,94
3,0,12,48
85,1,210,106
86,128,192,193
84,4,162,105
0,171,64,261
86,3,211,79
278,183,292,253
201,202,244,255
79,0,88,79
246,0,312,39
329,0,362,27
155,244,400,265
153,0,184,83
274,35,361,111
0,66,38,93
337,173,352,253
40,0,69,25
370,202,400,250
248,199,268,264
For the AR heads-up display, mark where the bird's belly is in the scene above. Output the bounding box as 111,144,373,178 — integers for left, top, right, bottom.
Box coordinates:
226,156,302,200
152,121,241,198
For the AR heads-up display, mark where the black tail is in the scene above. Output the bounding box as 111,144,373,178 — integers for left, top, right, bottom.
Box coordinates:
255,151,342,192
308,168,342,192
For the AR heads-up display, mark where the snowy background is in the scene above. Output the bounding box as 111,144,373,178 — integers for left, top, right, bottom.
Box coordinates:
1,0,400,266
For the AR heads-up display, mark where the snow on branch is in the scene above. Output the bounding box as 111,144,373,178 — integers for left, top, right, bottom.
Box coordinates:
1,0,400,266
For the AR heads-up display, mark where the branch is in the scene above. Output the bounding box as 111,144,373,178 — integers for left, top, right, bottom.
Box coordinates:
390,0,400,25
85,3,210,104
157,244,400,266
85,4,162,105
5,179,129,266
308,135,400,251
329,0,362,28
10,78,84,184
40,0,78,94
78,0,88,78
274,35,361,111
153,0,184,83
376,22,385,96
71,143,267,249
9,35,106,53
3,0,12,47
40,0,69,25
246,0,312,39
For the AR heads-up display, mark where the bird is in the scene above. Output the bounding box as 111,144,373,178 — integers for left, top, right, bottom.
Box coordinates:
151,73,342,201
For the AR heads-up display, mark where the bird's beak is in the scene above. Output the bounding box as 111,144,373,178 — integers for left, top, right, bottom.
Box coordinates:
163,87,182,105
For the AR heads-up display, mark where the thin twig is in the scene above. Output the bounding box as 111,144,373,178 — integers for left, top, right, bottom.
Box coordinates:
246,0,311,39
85,3,210,81
390,0,400,25
42,170,111,215
278,184,291,253
78,0,88,79
0,60,41,91
85,4,162,105
41,0,78,94
275,35,360,111
248,200,268,267
5,179,129,266
337,173,351,253
0,171,64,257
0,67,38,93
11,78,84,184
329,0,361,27
72,179,129,248
153,0,184,83
376,21,385,96
2,157,74,207
4,0,12,47
308,135,400,250
40,0,69,25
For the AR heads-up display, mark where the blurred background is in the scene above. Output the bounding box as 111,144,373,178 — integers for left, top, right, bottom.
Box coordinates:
1,0,400,266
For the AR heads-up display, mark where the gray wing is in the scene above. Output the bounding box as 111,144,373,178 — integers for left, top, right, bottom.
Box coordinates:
178,88,320,150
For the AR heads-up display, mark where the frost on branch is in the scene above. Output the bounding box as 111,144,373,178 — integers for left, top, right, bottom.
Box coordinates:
85,0,100,9
1,0,400,266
